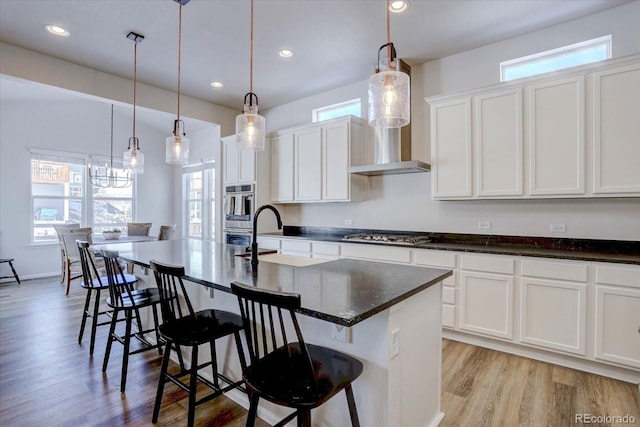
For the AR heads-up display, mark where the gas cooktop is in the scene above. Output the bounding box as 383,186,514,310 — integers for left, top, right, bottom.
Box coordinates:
342,233,431,246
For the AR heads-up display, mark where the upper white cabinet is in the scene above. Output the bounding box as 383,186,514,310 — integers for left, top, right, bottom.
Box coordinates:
528,76,585,196
222,135,256,185
270,116,366,203
427,55,640,200
592,63,640,195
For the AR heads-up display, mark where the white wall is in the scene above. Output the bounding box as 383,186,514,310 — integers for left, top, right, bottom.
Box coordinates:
263,1,640,241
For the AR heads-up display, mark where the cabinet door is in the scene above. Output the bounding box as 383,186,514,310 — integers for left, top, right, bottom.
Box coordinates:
528,76,585,196
322,121,350,201
595,286,640,369
430,98,472,198
271,133,294,202
223,138,240,184
475,89,523,197
239,147,256,183
519,278,586,355
592,63,640,195
459,271,514,339
294,127,322,201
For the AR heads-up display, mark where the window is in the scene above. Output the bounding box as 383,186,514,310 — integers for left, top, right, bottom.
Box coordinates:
31,153,85,242
183,161,215,240
30,150,136,243
500,35,612,82
312,98,361,122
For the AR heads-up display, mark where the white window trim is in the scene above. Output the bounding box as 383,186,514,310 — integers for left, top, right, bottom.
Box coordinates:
182,160,216,240
500,35,612,82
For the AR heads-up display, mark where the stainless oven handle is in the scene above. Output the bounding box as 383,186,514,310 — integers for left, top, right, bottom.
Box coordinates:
224,229,253,235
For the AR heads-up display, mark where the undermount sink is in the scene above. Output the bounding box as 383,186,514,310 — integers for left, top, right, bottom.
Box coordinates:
242,252,330,267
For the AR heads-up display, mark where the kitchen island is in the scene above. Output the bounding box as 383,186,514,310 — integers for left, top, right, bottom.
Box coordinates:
99,238,452,427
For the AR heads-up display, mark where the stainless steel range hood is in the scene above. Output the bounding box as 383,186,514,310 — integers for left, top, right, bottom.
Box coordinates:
348,59,430,176
348,126,431,176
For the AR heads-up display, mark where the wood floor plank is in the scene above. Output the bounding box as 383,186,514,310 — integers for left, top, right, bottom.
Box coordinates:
2,278,639,426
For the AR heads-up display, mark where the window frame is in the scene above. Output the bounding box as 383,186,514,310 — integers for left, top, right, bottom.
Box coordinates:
500,35,612,82
182,161,216,240
312,98,362,122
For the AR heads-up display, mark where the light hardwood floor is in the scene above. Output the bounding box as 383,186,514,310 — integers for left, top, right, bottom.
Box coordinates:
1,278,638,426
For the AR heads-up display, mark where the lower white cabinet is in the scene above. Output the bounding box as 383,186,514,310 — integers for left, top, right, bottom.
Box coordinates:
281,239,312,258
414,250,457,329
519,278,587,355
311,242,340,260
594,264,640,369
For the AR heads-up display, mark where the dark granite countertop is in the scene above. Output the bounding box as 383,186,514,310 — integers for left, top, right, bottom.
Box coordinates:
97,239,452,326
260,226,640,265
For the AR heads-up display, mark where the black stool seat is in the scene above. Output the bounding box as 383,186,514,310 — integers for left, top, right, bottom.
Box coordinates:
0,258,21,284
106,287,161,309
158,309,243,346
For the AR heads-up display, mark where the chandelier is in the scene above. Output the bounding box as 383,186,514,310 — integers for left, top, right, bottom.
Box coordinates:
89,104,132,188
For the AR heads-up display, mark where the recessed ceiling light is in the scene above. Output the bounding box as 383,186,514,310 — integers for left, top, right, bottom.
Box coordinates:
279,49,294,58
44,24,70,37
389,1,408,13
210,81,223,88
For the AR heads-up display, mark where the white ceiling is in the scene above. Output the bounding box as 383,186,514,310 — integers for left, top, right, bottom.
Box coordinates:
0,0,632,112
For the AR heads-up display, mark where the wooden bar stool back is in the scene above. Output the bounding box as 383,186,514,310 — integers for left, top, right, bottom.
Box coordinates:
231,281,363,427
150,260,246,427
101,249,163,393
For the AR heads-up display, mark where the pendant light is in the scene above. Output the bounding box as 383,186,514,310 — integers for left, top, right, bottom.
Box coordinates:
368,0,410,129
166,0,190,165
235,0,265,151
123,31,145,174
89,104,133,188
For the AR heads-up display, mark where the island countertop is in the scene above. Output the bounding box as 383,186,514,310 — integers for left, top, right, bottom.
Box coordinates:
99,239,452,326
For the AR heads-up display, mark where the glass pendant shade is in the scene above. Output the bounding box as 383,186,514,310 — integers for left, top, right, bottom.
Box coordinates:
166,120,190,164
368,58,410,128
123,137,144,174
236,103,265,151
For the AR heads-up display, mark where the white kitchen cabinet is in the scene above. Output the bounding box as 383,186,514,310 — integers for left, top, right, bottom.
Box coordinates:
459,254,515,340
414,250,457,329
592,63,640,196
341,243,411,264
270,132,295,202
281,239,312,258
312,241,340,260
222,135,256,185
256,236,281,251
430,98,472,199
475,88,523,197
594,264,640,369
270,116,365,203
294,126,323,201
528,76,585,196
520,259,589,356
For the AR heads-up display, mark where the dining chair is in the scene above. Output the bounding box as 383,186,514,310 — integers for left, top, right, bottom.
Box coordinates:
59,227,94,295
127,222,152,236
157,224,176,241
53,223,80,284
230,281,363,427
150,260,246,427
101,249,163,393
76,241,137,356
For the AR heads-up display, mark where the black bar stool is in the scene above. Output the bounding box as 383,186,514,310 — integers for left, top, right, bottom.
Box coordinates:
231,281,363,427
0,258,21,285
101,249,164,393
150,260,246,427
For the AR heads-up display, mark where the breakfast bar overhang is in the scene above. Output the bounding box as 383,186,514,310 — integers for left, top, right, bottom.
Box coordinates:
101,239,453,427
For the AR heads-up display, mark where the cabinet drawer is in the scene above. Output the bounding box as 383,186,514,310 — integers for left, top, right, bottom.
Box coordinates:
413,250,456,268
442,304,455,328
281,239,312,253
521,259,588,282
442,286,456,305
312,242,340,257
257,237,281,250
341,244,411,264
460,254,514,274
595,265,640,288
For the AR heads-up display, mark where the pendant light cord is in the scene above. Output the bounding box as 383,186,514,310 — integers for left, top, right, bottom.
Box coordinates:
386,0,391,60
110,104,114,169
133,40,137,144
249,0,254,95
177,4,183,120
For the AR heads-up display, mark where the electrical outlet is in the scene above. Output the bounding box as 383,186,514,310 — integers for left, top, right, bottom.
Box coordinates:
550,224,566,233
478,221,492,230
391,328,400,358
344,219,352,225
331,324,351,343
